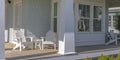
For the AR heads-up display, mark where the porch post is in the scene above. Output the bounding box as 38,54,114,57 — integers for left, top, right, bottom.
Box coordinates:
0,0,5,60
105,0,109,33
58,0,75,54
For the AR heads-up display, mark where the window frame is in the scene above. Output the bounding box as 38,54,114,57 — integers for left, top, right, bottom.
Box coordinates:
93,6,103,32
51,0,60,33
78,4,90,32
75,2,105,33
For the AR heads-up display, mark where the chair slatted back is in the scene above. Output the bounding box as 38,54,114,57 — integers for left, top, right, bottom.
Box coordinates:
45,30,56,43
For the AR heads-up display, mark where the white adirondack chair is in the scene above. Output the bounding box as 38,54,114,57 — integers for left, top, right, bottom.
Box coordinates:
106,30,118,45
41,30,57,50
12,30,26,51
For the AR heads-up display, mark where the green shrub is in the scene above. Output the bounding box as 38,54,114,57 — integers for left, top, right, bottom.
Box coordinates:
98,54,109,60
117,53,120,60
84,57,92,60
84,54,115,60
108,56,114,60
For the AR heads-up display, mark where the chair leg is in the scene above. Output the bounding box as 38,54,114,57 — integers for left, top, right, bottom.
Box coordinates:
116,40,118,45
39,43,41,50
20,42,22,51
35,42,37,49
22,44,25,49
13,43,21,50
42,44,44,50
54,44,56,50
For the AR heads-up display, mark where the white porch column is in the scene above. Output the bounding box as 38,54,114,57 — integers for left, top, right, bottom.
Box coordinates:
0,0,5,60
58,0,75,54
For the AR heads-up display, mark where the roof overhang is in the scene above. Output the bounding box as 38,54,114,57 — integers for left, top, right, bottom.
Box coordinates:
109,0,120,7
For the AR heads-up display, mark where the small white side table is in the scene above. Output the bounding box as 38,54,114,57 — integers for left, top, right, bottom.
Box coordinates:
35,39,42,49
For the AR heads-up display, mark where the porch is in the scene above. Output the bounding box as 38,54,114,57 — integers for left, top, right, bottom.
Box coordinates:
0,0,120,60
4,0,75,60
5,43,58,60
5,42,120,60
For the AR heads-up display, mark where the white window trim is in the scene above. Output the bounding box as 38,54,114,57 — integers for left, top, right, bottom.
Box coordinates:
93,5,104,32
51,0,60,32
74,1,105,33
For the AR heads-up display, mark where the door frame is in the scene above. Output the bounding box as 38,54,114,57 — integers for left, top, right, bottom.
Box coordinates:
51,0,60,47
51,0,60,32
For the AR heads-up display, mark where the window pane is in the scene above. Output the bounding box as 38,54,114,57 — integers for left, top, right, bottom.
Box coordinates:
93,19,101,31
113,16,118,27
78,19,89,32
78,4,90,32
93,6,102,32
53,18,57,32
79,4,90,17
54,3,57,16
94,6,102,18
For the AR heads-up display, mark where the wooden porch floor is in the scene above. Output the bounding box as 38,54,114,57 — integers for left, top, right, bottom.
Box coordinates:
5,43,120,60
5,43,58,60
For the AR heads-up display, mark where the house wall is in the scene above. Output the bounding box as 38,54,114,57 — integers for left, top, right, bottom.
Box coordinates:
74,0,106,46
5,0,107,46
5,0,51,42
22,0,51,38
5,0,14,42
0,0,5,59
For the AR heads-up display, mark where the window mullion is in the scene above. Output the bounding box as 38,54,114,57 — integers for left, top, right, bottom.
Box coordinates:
90,5,93,33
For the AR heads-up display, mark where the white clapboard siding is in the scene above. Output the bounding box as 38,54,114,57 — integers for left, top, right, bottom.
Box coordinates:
75,33,105,46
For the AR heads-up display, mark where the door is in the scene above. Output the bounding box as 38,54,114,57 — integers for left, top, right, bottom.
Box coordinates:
51,0,59,46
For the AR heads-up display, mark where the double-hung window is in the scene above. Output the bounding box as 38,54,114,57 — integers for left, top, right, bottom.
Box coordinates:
78,4,90,32
77,4,103,32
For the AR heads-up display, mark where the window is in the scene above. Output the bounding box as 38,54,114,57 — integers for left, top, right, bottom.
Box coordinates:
54,3,57,16
93,6,102,32
108,15,118,28
78,4,90,32
53,2,58,32
113,15,118,27
77,4,103,32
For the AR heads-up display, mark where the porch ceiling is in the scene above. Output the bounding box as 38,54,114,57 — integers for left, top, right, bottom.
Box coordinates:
109,0,120,7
